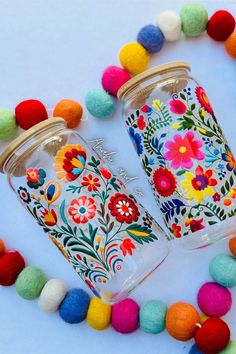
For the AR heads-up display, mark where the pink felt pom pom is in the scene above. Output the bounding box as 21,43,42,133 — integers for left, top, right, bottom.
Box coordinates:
111,298,139,333
101,66,131,96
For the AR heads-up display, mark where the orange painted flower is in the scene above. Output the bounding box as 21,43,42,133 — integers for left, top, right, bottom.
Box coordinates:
195,86,214,115
68,196,96,224
224,198,232,207
172,223,181,238
120,238,136,256
229,188,236,199
222,145,236,176
41,209,57,226
81,174,101,191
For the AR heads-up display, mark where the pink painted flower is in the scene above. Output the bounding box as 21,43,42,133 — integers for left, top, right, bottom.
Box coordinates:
164,131,204,169
68,196,96,224
137,115,146,130
169,99,187,114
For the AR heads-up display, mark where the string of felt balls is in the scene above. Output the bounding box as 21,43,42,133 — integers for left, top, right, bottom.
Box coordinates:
1,236,236,354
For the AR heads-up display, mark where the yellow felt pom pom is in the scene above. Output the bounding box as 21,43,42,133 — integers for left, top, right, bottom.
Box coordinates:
119,42,150,75
87,297,111,330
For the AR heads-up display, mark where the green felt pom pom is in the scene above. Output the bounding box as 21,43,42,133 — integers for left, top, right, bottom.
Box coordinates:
209,254,236,288
85,88,115,119
180,3,208,37
140,300,167,334
16,266,47,300
220,341,236,354
0,109,17,141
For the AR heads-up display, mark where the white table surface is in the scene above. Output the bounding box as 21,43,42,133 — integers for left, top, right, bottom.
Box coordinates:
0,1,236,353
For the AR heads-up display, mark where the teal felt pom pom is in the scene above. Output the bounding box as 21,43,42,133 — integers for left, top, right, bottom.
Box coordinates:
180,3,208,37
16,266,47,300
139,300,167,334
0,109,17,141
209,254,236,288
85,88,115,119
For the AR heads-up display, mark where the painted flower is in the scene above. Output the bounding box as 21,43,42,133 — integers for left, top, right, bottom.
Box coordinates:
142,212,153,229
53,144,87,182
44,180,62,205
26,168,46,189
41,209,57,226
229,188,236,199
17,186,31,204
49,236,70,260
128,127,143,156
213,192,221,202
195,86,214,115
181,166,217,203
222,145,236,175
120,238,136,256
100,167,112,180
152,99,163,111
224,198,232,207
68,196,96,224
164,131,204,169
81,174,101,192
169,99,187,115
185,218,205,233
172,223,181,238
108,193,140,223
153,168,176,197
137,115,146,130
141,104,152,114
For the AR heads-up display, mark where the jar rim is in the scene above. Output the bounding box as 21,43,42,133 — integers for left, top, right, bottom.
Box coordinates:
0,117,65,173
117,61,191,100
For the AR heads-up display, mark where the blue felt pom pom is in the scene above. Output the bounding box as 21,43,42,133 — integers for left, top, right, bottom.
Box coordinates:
85,88,115,119
209,254,236,288
137,24,165,53
59,288,90,324
189,344,203,354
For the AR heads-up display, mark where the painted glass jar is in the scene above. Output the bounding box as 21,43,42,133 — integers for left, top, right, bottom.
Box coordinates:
0,118,169,303
118,62,236,249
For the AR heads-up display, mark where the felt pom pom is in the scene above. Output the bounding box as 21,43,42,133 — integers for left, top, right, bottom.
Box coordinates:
225,31,236,59
207,10,235,41
0,251,25,286
59,288,90,324
85,88,115,119
197,282,232,317
15,99,48,130
180,4,208,37
166,302,200,341
16,266,47,300
0,109,17,141
112,298,139,334
157,10,182,41
194,318,230,354
209,253,236,288
137,24,165,53
229,237,236,256
87,297,111,330
189,344,203,354
221,341,236,354
53,99,83,128
38,279,67,313
101,66,131,96
0,239,6,257
119,42,150,75
139,300,167,334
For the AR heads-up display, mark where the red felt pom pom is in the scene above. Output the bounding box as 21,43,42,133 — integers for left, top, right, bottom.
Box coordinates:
195,318,230,354
207,10,236,41
0,251,25,286
15,99,48,130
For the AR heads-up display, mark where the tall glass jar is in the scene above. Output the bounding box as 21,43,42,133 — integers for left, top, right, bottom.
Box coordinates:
0,118,169,303
118,62,236,250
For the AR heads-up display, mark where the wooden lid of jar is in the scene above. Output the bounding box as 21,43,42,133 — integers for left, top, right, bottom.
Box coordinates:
0,118,65,173
117,61,190,100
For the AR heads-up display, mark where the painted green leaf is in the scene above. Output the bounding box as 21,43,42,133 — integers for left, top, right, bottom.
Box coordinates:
126,224,157,244
60,200,68,224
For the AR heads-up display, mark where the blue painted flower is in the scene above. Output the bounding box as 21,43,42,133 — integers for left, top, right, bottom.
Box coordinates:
148,157,154,165
222,145,236,175
129,127,143,156
17,187,31,204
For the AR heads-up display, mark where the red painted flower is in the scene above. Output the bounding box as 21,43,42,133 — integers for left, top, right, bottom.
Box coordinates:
213,192,221,202
68,196,96,224
172,223,181,238
41,209,57,226
169,99,187,114
153,168,176,197
185,218,205,233
81,174,101,191
108,193,139,223
195,86,214,115
120,238,136,256
137,115,146,130
100,167,112,179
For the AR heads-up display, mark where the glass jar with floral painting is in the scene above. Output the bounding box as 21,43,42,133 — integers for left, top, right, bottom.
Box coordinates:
118,62,236,249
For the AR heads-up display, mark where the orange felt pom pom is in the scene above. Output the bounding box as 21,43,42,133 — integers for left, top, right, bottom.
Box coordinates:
53,99,83,128
166,302,200,341
0,239,6,257
225,31,236,59
229,237,236,256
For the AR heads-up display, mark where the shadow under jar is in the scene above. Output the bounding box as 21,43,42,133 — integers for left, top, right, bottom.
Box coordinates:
118,61,236,250
0,118,169,303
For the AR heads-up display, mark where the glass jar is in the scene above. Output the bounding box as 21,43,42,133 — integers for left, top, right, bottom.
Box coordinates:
0,118,169,303
118,61,236,250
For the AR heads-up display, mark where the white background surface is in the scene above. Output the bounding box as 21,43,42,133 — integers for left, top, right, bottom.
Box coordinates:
0,1,236,353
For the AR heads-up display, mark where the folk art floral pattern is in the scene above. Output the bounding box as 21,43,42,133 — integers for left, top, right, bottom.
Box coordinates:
16,145,164,296
125,85,236,239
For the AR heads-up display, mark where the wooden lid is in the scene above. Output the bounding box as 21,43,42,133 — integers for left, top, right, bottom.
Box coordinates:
117,61,190,100
0,118,65,173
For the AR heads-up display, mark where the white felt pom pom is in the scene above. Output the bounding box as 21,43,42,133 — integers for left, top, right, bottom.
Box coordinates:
38,279,67,313
157,10,182,41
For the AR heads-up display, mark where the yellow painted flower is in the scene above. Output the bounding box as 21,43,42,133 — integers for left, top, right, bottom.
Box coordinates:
96,235,102,243
199,108,206,118
172,122,180,129
99,246,104,252
229,187,236,199
196,127,207,134
152,99,162,111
